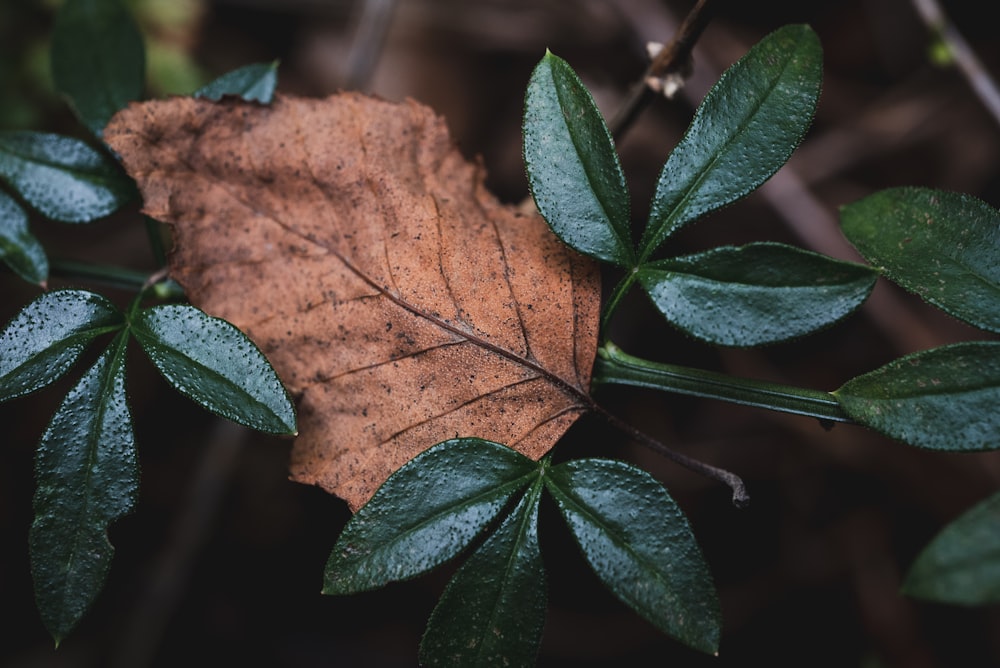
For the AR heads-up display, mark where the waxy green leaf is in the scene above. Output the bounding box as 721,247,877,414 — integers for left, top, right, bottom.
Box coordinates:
524,51,633,265
420,480,546,668
545,459,720,654
30,331,136,643
841,187,1000,333
130,304,296,435
195,61,280,103
835,342,1000,451
0,289,124,401
638,243,877,346
903,490,1000,605
324,439,538,594
0,189,47,284
0,131,134,223
50,0,145,137
641,25,822,258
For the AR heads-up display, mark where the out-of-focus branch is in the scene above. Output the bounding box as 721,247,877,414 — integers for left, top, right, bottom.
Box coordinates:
910,0,1000,127
609,0,716,139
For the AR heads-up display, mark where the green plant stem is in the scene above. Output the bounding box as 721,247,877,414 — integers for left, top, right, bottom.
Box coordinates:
49,259,185,299
593,341,852,424
601,270,639,332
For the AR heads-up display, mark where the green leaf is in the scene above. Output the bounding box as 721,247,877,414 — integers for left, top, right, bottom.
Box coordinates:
641,24,822,259
840,187,1000,333
902,490,1000,605
194,61,280,103
324,438,538,594
420,479,546,668
523,51,634,266
835,342,1000,451
130,304,296,434
0,131,134,223
30,330,136,643
50,0,145,137
637,242,877,346
0,289,124,402
0,189,48,284
544,458,720,654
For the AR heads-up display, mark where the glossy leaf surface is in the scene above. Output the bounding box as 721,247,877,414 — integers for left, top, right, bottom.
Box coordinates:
841,187,1000,333
835,342,1000,451
130,304,296,434
0,131,133,223
195,61,279,103
638,243,877,346
50,0,145,137
545,459,720,654
324,439,538,594
641,25,822,258
0,289,123,401
30,331,136,643
420,480,546,668
524,51,633,265
0,189,47,284
903,490,1000,605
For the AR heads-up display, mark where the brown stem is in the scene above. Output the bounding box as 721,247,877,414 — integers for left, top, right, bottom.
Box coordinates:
592,403,750,507
609,0,717,139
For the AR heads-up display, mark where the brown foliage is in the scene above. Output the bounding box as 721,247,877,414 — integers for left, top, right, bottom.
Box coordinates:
105,93,600,509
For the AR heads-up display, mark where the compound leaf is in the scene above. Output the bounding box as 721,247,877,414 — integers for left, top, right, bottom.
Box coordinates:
545,458,720,654
841,187,1000,333
0,131,134,223
641,24,822,258
637,242,877,346
131,304,296,435
420,478,546,668
903,490,1000,605
0,289,123,402
51,0,145,137
835,342,1000,451
195,61,280,103
0,189,47,284
524,51,633,266
324,438,538,594
30,330,136,643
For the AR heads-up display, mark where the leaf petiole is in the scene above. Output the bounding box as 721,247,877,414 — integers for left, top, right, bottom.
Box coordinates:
592,340,851,425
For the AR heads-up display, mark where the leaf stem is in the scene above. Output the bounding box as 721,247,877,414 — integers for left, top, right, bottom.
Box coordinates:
593,341,852,425
600,270,639,333
49,259,185,299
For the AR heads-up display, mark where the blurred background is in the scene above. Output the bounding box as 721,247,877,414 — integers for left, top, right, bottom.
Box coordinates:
2,0,999,665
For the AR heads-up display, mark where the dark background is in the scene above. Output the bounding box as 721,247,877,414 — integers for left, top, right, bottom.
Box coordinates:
2,0,1000,665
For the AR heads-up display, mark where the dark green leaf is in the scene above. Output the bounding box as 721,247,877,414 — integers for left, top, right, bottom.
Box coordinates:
0,131,134,223
0,189,47,284
324,438,538,594
545,458,720,654
641,25,822,259
50,0,145,137
637,242,877,346
903,491,1000,605
30,331,136,643
130,304,296,434
835,342,1000,451
523,51,634,266
840,187,1000,333
0,289,123,402
420,479,546,668
194,61,280,103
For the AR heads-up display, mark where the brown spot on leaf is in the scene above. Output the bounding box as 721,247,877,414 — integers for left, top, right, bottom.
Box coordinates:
105,93,600,510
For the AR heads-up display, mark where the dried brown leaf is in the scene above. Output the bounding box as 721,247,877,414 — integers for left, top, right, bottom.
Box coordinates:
105,93,600,509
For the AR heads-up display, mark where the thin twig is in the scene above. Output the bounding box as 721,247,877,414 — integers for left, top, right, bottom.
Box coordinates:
910,0,1000,127
595,404,750,507
609,0,716,139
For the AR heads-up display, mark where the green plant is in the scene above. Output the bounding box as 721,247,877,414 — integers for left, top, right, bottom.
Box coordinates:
2,1,998,665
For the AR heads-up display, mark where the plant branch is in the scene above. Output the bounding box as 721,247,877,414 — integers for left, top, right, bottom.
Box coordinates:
609,0,716,139
593,341,852,425
910,0,1000,127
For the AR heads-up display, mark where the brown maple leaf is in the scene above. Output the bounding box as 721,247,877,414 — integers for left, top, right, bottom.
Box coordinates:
104,93,600,510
